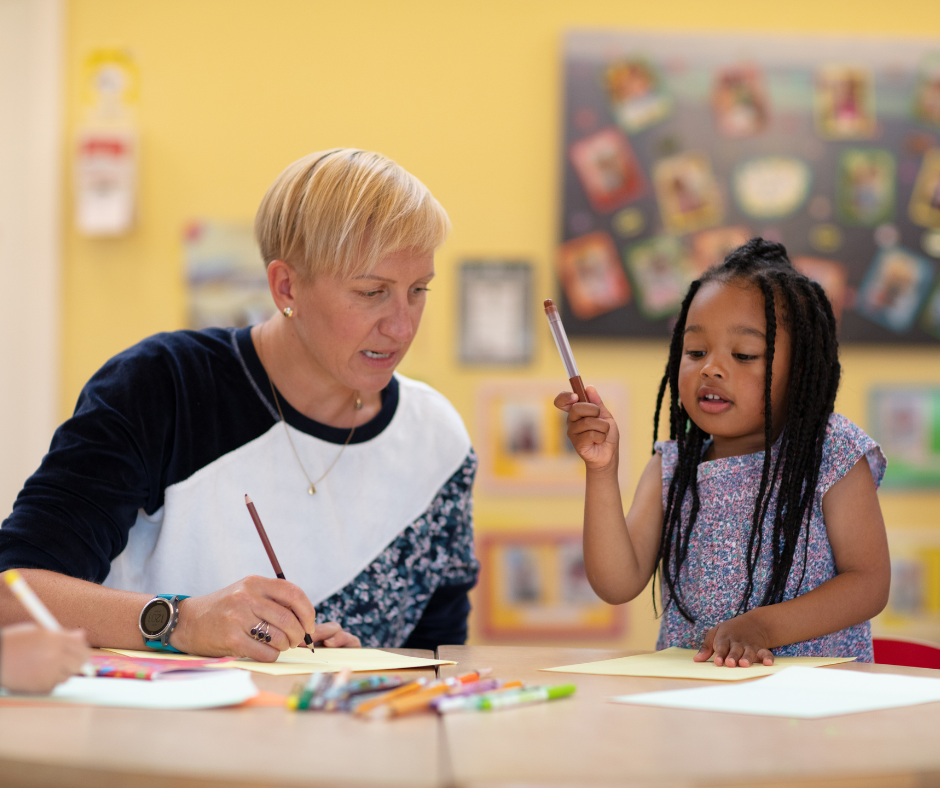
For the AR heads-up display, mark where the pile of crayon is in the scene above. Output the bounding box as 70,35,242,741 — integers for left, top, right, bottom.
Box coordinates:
286,668,576,719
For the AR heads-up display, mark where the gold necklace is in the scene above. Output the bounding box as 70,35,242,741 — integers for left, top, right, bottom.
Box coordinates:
259,324,363,495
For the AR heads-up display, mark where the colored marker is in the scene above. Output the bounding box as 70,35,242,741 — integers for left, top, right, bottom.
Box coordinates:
439,684,576,713
544,299,587,402
354,677,428,716
368,671,486,720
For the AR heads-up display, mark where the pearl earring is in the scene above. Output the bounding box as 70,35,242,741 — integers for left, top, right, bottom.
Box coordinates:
282,307,294,318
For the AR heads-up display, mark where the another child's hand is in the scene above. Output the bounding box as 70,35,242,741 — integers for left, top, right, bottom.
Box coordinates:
553,385,619,472
0,623,89,693
694,614,775,667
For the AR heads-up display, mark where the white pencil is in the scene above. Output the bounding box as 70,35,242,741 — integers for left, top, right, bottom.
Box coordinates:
3,569,62,631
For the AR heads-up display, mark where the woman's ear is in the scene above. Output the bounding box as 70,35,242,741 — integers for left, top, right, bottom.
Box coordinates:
266,260,297,313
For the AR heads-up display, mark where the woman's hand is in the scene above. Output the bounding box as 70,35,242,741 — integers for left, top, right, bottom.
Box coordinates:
0,623,89,693
311,621,361,648
172,575,323,661
694,613,775,667
554,385,620,472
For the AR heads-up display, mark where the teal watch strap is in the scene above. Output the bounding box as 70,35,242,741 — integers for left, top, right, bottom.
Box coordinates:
142,594,190,654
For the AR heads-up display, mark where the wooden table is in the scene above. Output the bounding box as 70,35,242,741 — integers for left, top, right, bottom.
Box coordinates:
438,646,940,788
0,649,442,788
2,646,940,787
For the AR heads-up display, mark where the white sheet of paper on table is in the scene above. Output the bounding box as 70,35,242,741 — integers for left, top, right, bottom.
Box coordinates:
102,647,455,676
50,669,257,710
612,665,940,718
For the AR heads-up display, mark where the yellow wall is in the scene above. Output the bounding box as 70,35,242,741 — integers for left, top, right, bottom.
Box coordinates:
64,0,940,649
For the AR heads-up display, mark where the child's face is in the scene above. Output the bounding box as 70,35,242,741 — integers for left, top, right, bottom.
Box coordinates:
678,279,791,459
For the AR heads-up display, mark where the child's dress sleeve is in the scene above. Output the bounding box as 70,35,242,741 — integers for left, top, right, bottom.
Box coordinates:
817,413,887,497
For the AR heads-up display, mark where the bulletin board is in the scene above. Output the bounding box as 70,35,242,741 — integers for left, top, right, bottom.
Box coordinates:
558,31,940,344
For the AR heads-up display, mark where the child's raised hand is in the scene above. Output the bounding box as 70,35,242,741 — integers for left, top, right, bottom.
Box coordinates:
694,614,775,668
554,385,619,472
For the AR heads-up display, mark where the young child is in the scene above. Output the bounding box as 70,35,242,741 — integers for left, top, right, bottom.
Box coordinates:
556,238,890,666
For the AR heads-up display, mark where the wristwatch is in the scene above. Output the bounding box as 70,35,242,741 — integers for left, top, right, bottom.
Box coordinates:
139,594,189,653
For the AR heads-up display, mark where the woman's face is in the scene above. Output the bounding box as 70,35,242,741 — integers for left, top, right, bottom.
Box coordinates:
291,249,434,394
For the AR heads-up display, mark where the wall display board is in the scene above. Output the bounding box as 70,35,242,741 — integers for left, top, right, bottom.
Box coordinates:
559,31,940,344
478,531,627,640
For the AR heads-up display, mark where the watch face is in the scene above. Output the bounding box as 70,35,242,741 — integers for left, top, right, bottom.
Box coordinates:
141,599,171,637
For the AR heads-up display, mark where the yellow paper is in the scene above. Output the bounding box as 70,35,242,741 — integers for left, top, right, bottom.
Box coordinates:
102,647,454,676
541,647,855,682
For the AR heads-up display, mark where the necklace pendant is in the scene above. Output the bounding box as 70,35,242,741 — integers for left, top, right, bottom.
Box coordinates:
308,484,316,495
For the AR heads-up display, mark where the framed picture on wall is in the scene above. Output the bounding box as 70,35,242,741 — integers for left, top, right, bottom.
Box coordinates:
869,387,940,488
475,379,628,495
478,531,627,640
459,261,533,365
872,529,940,643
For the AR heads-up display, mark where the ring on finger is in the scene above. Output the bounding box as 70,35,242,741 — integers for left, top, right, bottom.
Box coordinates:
250,619,272,643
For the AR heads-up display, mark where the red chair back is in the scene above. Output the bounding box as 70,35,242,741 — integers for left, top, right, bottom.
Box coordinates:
873,637,940,670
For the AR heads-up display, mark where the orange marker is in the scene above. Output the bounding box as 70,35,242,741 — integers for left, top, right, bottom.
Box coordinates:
354,678,428,716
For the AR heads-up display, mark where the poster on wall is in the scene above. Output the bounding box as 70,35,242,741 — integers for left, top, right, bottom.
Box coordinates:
478,531,627,640
559,31,940,344
869,387,940,488
475,379,628,495
184,220,275,330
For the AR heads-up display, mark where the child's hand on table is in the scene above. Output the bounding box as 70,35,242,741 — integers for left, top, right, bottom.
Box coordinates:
0,623,89,693
694,613,775,667
554,385,620,473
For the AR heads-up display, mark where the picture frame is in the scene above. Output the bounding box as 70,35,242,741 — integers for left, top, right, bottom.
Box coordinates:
478,531,628,640
458,261,533,365
475,379,628,495
869,387,940,488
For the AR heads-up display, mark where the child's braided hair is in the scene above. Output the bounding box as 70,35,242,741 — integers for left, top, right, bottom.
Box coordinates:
652,238,841,622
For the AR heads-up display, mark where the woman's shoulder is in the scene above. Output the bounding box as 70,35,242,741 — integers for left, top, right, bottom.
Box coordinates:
819,413,887,493
394,373,470,441
78,328,245,412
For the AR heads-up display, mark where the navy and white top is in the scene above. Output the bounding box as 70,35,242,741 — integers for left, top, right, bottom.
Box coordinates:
0,327,479,649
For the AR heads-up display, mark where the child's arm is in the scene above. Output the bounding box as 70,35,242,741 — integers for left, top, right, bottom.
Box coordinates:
695,456,890,667
555,386,663,604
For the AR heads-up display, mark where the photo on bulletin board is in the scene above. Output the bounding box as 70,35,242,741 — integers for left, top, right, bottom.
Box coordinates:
874,529,940,644
478,531,627,640
475,380,628,495
559,31,940,344
184,220,275,330
459,261,533,365
869,387,940,488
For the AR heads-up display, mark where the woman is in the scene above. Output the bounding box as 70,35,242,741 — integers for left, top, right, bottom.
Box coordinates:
0,149,478,660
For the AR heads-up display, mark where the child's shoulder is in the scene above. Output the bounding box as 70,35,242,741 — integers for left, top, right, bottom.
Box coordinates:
820,413,886,494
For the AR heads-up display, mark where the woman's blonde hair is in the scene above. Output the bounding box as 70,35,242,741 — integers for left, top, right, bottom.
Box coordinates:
255,148,450,279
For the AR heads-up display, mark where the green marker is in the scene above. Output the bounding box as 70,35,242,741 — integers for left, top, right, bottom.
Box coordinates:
438,684,576,713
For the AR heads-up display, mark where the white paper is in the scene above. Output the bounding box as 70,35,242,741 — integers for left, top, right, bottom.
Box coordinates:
50,669,257,710
612,666,940,718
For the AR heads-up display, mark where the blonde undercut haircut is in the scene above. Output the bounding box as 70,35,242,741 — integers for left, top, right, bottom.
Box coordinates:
255,148,450,279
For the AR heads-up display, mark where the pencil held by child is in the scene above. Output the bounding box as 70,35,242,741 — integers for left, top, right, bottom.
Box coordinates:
1,570,89,693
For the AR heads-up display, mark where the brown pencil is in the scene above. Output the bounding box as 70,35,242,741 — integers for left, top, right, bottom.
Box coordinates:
244,494,315,653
